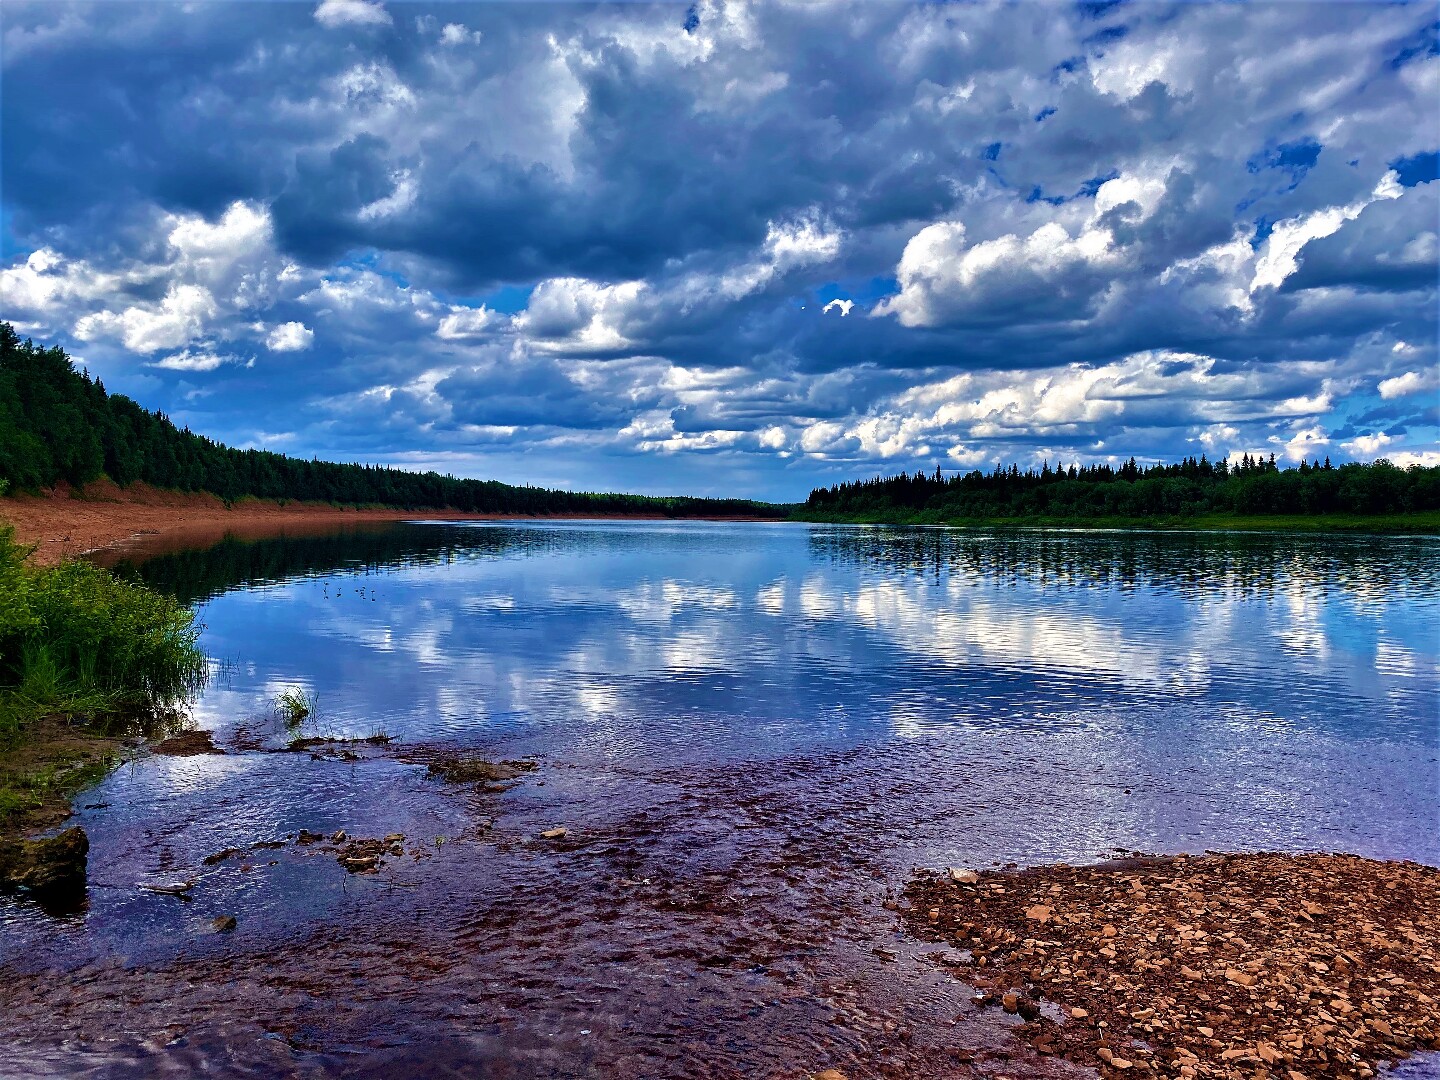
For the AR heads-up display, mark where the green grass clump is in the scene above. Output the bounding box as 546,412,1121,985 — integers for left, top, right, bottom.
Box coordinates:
273,686,317,728
0,526,207,749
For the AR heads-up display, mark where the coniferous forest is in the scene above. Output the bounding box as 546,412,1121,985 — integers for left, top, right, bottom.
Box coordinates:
0,325,783,517
805,455,1440,523
4,323,1437,527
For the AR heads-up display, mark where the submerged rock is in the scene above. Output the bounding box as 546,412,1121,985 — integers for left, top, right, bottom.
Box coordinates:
428,756,536,784
0,827,88,898
139,879,195,898
211,915,237,932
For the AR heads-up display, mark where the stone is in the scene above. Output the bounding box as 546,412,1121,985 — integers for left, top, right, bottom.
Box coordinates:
0,827,88,898
539,827,568,840
948,867,979,883
1001,991,1020,1013
429,757,537,784
211,915,237,932
140,879,195,897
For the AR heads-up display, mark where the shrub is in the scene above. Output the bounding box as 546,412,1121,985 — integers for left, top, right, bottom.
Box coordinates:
0,526,206,746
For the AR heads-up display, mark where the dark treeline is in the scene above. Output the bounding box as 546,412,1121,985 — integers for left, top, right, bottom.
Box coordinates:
806,454,1440,520
0,325,784,517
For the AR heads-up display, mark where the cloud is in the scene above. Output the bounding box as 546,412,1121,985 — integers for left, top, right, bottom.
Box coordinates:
314,0,391,30
0,0,1435,497
439,24,483,47
151,349,251,372
266,321,314,352
436,307,496,341
75,284,219,354
1343,432,1393,457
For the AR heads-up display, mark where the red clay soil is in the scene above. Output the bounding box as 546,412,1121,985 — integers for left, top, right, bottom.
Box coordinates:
0,480,770,566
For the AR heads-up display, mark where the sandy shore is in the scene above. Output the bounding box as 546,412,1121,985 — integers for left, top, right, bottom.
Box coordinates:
0,481,778,566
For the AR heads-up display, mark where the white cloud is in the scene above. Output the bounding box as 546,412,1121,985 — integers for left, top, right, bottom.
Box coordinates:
516,277,647,352
714,210,843,300
439,23,483,46
436,307,495,341
357,170,417,221
1389,450,1440,468
75,283,218,353
1250,172,1403,293
875,216,1116,328
151,349,251,373
314,0,391,30
1343,432,1393,457
266,321,314,352
1279,424,1329,462
167,202,270,268
1378,369,1438,400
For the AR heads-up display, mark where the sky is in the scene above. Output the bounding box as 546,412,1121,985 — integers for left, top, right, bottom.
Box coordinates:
1,1,1437,501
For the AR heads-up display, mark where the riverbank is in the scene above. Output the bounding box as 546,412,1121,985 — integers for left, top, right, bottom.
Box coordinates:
0,481,786,567
793,509,1440,534
0,524,205,847
904,852,1440,1078
4,718,1437,1077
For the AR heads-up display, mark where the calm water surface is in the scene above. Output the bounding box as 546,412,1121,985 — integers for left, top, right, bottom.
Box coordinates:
3,522,1437,1078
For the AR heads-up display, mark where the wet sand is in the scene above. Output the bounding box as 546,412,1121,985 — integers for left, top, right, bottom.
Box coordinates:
0,480,779,567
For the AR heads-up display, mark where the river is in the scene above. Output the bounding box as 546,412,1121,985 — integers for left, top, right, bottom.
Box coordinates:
2,521,1437,1077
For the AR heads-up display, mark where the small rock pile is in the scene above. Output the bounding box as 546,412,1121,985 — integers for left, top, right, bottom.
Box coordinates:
297,828,407,874
426,756,536,787
902,852,1440,1079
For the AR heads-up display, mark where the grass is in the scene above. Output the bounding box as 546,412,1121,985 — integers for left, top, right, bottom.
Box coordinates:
792,509,1440,534
0,525,206,833
273,686,317,729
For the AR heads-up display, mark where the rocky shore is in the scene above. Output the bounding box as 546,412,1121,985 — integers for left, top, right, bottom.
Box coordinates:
903,852,1440,1079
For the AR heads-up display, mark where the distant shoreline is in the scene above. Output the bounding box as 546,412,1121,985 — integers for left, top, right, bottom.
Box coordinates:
8,483,1437,571
792,509,1440,535
0,480,787,568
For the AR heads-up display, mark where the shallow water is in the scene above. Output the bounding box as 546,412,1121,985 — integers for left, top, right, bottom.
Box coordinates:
4,521,1438,1077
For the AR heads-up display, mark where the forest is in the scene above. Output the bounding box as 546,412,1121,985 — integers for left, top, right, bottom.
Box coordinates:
805,454,1440,523
0,325,784,518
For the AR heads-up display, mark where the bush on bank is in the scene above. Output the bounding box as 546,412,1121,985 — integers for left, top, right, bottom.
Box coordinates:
0,527,206,748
